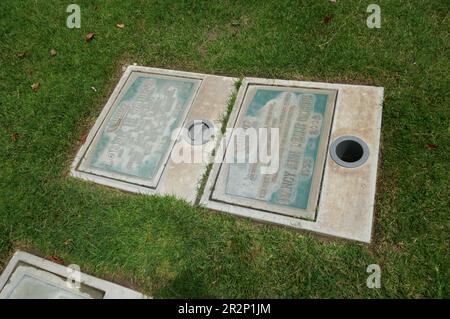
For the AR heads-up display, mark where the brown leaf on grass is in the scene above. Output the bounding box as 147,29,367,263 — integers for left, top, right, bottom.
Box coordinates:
16,51,28,58
47,255,64,265
50,49,57,57
80,133,88,144
85,32,95,42
426,143,438,150
116,23,125,29
31,82,40,92
323,15,332,24
11,133,18,141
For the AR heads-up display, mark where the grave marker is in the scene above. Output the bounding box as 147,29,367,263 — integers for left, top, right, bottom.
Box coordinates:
201,77,384,243
71,66,383,242
211,86,337,220
71,66,237,202
0,251,146,299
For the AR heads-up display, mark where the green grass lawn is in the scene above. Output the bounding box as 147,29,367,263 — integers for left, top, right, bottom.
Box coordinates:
0,0,449,298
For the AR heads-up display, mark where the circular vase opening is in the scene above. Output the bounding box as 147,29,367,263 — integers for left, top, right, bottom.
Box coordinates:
186,120,213,145
330,136,369,168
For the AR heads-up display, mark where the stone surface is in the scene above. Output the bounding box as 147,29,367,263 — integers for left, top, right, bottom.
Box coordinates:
0,251,146,299
1,265,94,299
71,66,237,202
201,77,384,243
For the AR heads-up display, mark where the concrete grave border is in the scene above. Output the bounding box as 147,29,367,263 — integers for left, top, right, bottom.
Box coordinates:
71,66,237,203
201,77,384,243
0,251,146,299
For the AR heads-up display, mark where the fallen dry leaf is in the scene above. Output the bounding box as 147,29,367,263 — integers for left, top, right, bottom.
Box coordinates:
50,49,57,56
16,51,28,58
31,82,40,92
11,133,18,141
426,143,438,150
80,133,88,144
323,15,332,24
85,32,95,42
47,255,64,265
116,23,125,29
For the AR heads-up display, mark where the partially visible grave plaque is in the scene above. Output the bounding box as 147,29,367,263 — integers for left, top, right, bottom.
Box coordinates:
211,85,337,220
0,264,97,299
0,251,146,299
77,72,201,188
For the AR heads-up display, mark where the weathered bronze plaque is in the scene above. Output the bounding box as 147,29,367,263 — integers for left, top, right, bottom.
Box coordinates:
211,85,337,220
77,72,201,188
